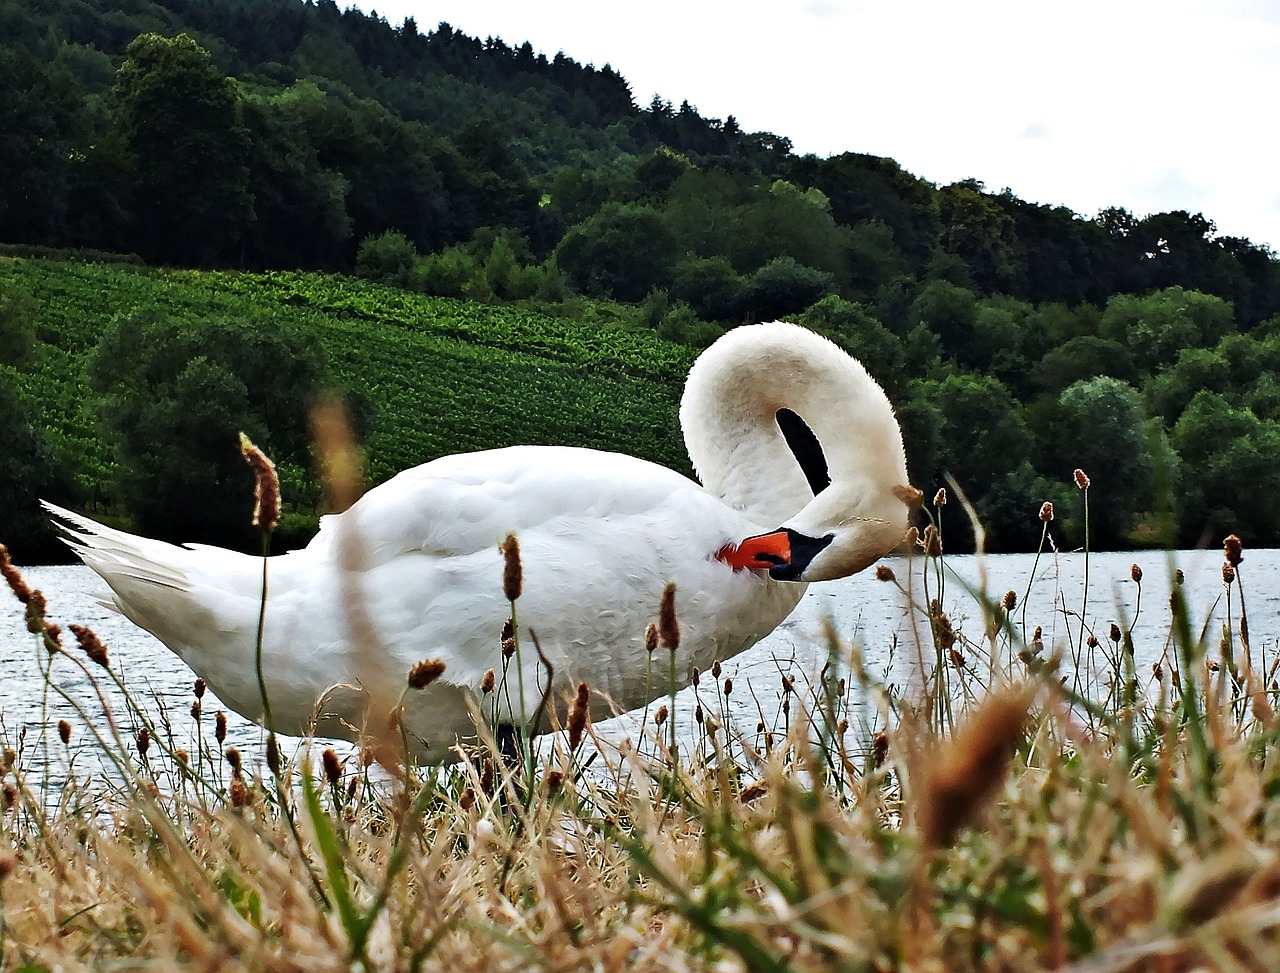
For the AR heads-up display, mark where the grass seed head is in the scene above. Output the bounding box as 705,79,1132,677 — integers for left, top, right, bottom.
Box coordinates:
229,777,248,808
1039,501,1054,522
0,544,31,605
658,581,680,652
568,681,590,750
215,711,227,744
1130,563,1143,583
1002,589,1017,611
917,686,1033,848
194,678,206,699
1224,533,1244,567
190,700,200,720
266,733,281,774
225,747,243,777
933,487,947,506
654,705,669,727
68,623,109,668
872,731,889,768
322,748,342,785
481,668,496,694
921,524,942,558
58,720,71,745
136,726,150,758
1109,623,1122,644
1074,468,1091,490
238,432,280,532
644,622,658,653
875,564,896,582
500,532,522,602
408,658,447,689
1223,562,1236,585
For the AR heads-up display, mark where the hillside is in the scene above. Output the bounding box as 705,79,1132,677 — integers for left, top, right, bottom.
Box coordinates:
0,257,694,556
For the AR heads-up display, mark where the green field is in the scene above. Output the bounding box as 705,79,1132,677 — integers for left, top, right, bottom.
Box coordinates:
1,257,697,515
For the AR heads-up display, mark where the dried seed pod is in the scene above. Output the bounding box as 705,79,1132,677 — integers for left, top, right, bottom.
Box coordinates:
916,686,1032,848
322,749,342,786
568,681,590,750
499,533,522,601
68,624,109,669
658,581,680,652
266,733,281,775
872,731,889,769
408,658,447,689
1224,533,1244,567
238,433,280,531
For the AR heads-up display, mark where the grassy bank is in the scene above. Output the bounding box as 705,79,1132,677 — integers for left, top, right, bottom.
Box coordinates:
2,504,1278,971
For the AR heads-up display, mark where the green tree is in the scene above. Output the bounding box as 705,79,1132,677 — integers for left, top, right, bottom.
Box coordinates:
669,255,748,322
742,257,833,321
915,372,1039,550
553,202,679,302
1171,391,1280,545
355,229,418,287
1099,287,1236,375
112,33,253,265
88,313,327,546
0,373,69,559
1045,377,1152,547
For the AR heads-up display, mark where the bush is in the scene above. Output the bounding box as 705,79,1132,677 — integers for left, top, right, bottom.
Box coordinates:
742,257,833,321
0,281,37,366
355,230,418,287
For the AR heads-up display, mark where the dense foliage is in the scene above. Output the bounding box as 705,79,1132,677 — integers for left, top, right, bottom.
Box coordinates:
2,0,1279,553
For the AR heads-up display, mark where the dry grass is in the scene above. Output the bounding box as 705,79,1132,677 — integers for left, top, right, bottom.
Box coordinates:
3,511,1280,973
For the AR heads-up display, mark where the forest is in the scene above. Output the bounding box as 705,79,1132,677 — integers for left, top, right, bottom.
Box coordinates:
3,0,1280,557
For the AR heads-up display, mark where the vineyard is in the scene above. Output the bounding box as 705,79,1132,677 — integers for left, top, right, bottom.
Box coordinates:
0,257,697,538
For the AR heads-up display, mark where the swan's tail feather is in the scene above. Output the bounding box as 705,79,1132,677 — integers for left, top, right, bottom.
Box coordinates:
43,501,192,593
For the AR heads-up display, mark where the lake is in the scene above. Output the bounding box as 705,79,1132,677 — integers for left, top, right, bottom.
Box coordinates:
2,546,1275,778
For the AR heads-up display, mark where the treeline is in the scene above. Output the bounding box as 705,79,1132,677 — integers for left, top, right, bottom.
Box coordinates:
2,0,1280,553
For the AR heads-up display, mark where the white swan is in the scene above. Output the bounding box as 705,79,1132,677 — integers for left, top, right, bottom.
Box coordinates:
48,322,913,761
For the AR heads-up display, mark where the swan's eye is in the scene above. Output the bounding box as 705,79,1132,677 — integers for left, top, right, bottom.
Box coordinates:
775,408,830,496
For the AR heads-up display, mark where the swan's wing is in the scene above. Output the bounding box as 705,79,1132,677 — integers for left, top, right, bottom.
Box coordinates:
305,445,700,567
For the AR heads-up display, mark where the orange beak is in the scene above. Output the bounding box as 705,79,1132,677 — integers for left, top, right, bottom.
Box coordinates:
716,530,792,572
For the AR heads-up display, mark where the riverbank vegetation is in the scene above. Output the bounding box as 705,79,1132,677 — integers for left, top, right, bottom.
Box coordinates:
3,0,1280,556
2,504,1279,970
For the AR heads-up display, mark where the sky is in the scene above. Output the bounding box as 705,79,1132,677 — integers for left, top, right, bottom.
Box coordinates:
351,0,1280,252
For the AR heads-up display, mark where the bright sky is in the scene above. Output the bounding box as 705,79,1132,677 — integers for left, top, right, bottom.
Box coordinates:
354,0,1280,252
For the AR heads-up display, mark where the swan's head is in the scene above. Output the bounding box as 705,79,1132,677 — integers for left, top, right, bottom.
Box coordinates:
695,322,916,582
722,477,916,582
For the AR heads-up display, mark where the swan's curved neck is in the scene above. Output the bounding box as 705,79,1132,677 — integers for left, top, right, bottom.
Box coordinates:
680,323,905,528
